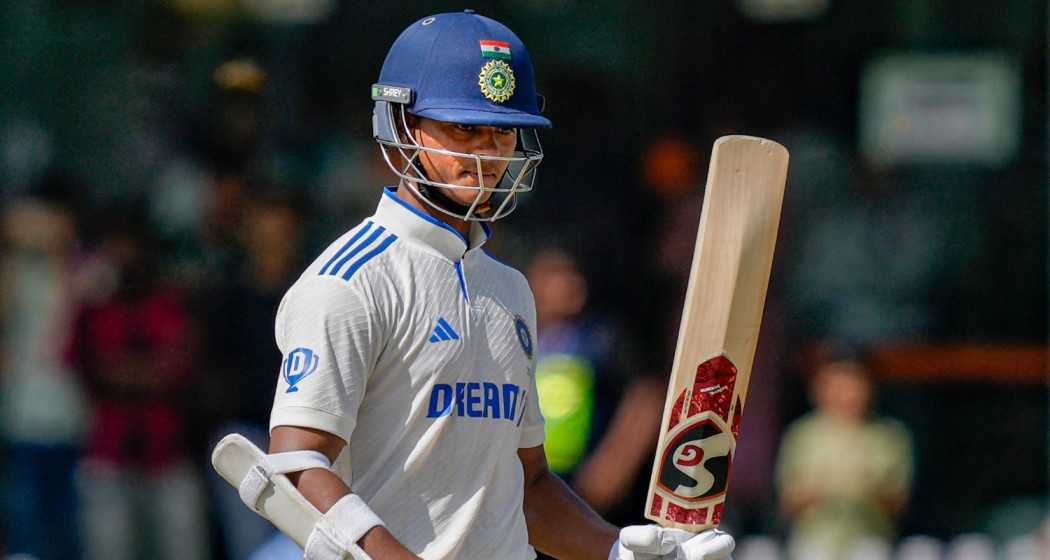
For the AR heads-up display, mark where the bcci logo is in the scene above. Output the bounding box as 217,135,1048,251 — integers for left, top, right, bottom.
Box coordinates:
656,418,733,501
514,314,533,360
478,60,516,103
283,347,319,393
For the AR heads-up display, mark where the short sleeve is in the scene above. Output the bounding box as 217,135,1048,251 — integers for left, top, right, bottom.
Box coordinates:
269,277,383,444
518,299,545,448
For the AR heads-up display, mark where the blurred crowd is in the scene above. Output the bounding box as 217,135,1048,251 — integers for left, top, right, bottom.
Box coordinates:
1,1,1047,559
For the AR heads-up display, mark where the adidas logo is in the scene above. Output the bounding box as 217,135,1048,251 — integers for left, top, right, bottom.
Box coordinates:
428,317,461,343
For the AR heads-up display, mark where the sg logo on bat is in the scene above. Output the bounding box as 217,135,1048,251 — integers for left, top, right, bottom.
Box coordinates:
657,418,733,500
650,354,742,526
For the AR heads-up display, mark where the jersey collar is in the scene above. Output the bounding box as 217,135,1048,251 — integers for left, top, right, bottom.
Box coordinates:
375,187,492,261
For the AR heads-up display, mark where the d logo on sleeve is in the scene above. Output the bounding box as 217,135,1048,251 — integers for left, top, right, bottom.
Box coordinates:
283,347,319,393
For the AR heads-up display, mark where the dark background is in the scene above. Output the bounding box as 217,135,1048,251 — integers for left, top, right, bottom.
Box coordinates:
0,0,1045,558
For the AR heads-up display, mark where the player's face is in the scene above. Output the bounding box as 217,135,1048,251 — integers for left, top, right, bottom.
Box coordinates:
412,117,518,208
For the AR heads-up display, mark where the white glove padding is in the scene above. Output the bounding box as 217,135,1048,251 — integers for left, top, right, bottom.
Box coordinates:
609,525,735,560
304,494,382,560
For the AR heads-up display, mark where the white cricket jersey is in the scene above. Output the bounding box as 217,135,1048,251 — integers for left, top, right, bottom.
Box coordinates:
270,187,544,560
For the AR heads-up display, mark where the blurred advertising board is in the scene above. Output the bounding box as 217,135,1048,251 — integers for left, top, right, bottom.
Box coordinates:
860,52,1020,167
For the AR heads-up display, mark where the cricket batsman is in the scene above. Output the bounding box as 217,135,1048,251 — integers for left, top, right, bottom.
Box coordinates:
218,10,736,560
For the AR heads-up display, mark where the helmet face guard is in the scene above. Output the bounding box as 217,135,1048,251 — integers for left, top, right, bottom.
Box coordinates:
371,11,550,223
373,97,544,223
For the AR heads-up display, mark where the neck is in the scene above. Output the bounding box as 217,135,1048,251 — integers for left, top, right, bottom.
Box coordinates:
396,183,471,238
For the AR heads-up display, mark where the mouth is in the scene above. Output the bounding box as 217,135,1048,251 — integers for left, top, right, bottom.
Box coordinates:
463,171,500,184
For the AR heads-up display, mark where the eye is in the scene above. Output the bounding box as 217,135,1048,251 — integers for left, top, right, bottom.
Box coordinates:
497,127,516,136
454,123,475,133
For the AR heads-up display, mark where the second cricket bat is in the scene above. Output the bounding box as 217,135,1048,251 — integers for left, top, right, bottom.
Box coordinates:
645,135,788,531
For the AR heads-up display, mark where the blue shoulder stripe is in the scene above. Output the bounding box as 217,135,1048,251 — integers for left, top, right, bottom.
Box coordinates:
319,221,372,276
342,234,398,281
328,226,386,277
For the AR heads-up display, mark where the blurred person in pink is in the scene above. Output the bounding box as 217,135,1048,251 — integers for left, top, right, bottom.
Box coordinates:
0,178,89,559
775,345,913,559
70,219,208,560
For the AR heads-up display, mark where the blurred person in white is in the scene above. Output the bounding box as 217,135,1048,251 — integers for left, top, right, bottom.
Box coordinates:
0,179,89,559
775,345,913,559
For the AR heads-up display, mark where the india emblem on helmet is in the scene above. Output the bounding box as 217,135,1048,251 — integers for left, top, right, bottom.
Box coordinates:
479,60,516,103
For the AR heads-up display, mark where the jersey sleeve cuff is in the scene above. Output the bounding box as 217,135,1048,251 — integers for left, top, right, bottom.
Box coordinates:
518,425,545,448
269,405,356,444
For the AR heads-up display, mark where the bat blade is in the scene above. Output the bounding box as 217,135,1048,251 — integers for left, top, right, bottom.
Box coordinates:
644,135,788,531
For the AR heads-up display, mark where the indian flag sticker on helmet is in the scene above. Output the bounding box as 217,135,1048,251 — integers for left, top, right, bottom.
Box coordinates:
478,59,516,103
479,40,511,60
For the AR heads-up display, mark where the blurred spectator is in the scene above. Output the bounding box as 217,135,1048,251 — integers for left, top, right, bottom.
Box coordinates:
201,192,306,559
776,346,913,559
0,185,88,559
71,220,207,560
525,248,663,526
528,248,617,477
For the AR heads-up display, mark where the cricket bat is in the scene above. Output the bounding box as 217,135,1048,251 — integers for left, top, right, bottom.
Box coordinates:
644,135,788,531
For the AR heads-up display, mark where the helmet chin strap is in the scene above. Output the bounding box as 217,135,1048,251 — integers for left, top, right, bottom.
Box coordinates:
414,177,480,219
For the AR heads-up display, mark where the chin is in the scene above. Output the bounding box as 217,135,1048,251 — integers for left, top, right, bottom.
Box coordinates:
444,191,492,210
452,197,493,210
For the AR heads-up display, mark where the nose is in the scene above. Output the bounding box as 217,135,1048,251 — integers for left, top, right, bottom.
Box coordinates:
472,128,500,157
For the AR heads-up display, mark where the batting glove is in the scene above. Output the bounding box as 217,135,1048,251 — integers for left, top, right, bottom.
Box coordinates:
608,525,735,560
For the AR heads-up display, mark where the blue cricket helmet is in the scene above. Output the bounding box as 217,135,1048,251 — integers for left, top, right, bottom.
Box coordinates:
371,10,549,223
375,10,551,128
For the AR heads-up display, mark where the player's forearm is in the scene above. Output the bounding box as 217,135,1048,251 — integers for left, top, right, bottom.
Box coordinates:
359,526,422,560
272,426,421,559
288,467,421,559
523,468,619,560
287,467,353,514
